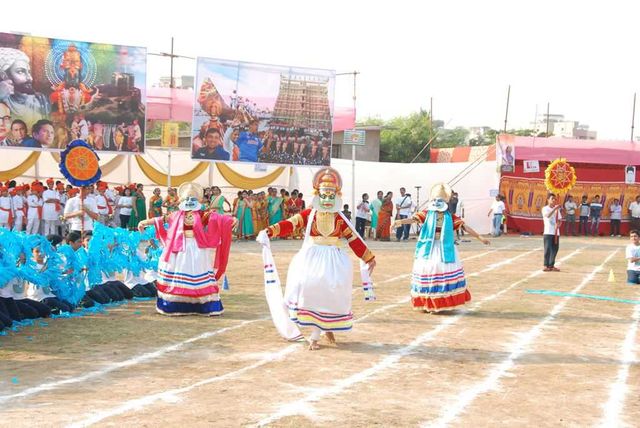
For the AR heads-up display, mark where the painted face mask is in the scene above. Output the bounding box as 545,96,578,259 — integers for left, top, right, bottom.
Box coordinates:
179,196,200,211
318,188,336,211
311,167,343,213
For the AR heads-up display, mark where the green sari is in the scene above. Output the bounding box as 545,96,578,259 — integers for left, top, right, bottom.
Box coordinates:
128,193,147,229
267,196,283,225
370,198,382,229
210,195,225,214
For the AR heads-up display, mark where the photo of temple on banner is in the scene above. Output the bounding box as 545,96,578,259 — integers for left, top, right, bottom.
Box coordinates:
191,57,334,166
0,32,146,153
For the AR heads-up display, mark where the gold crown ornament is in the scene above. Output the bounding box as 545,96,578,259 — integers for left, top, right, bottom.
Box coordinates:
312,167,342,195
429,183,452,202
178,182,204,202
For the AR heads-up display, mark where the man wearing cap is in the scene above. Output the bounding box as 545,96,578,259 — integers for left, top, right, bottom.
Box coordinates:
0,186,12,229
394,183,489,313
63,186,99,232
42,178,61,236
0,48,50,129
11,186,24,232
26,183,43,234
95,182,111,225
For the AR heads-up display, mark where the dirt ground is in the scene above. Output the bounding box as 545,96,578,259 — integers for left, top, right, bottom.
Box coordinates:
0,235,639,427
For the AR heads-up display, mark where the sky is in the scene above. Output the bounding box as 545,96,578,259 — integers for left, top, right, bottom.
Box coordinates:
8,0,640,140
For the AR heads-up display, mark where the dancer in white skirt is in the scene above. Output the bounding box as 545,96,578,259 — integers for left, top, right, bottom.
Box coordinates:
258,167,376,350
138,182,234,316
395,183,489,312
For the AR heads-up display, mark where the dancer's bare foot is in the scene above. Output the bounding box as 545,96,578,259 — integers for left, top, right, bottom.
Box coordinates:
325,331,336,344
308,339,320,351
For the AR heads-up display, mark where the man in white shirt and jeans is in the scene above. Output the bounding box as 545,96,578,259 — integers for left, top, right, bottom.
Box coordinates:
542,193,562,272
629,195,640,232
394,187,412,241
487,195,506,237
626,229,640,284
355,193,371,238
63,186,99,232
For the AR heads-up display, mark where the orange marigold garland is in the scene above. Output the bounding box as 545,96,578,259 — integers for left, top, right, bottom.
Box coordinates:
544,158,577,193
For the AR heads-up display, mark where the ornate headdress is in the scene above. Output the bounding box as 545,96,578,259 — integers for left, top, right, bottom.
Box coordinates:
178,182,203,202
312,167,342,196
427,183,452,212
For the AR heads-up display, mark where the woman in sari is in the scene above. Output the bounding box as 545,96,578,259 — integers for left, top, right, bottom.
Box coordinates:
163,187,179,214
209,186,230,215
242,191,255,239
148,188,163,218
376,191,393,241
128,183,147,230
267,188,283,225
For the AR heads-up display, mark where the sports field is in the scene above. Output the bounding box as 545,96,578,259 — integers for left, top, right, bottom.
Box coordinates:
0,236,638,427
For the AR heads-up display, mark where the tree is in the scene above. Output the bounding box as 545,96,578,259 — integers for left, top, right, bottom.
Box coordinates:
363,111,434,163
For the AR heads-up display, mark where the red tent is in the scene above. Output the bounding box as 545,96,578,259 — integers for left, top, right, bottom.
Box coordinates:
498,134,640,235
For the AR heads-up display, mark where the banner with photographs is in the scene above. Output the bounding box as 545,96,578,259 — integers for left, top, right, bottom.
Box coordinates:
496,134,515,173
0,32,146,153
192,57,334,166
500,176,640,220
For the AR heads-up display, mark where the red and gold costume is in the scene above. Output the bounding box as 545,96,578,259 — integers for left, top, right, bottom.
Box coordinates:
262,168,375,334
268,208,374,263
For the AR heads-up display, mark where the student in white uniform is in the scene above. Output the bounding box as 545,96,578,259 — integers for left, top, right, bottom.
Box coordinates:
25,242,74,314
0,186,12,229
42,178,61,236
11,186,25,232
26,183,44,235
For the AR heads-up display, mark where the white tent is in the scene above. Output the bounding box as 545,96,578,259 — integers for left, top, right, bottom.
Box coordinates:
1,149,497,233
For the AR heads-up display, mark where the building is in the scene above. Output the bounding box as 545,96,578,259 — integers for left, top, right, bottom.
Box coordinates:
270,74,332,133
156,75,195,89
331,126,382,162
532,114,597,139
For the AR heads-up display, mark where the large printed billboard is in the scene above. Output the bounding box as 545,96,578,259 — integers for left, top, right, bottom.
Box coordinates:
192,57,334,166
0,32,146,153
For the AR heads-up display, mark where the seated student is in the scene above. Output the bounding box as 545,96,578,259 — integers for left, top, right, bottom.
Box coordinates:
12,275,51,320
123,242,158,298
25,242,73,314
0,280,18,328
66,231,109,306
626,229,640,285
82,231,133,302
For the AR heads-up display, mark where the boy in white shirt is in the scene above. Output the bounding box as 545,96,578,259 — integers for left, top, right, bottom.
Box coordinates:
542,193,562,272
11,186,24,232
26,184,43,235
0,186,12,229
609,198,622,237
626,230,640,284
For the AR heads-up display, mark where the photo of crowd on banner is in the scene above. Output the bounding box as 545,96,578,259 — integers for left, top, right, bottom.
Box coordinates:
191,59,334,166
0,32,146,153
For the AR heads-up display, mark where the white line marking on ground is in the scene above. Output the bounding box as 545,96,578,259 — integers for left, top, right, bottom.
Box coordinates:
425,249,618,428
0,319,266,404
600,296,640,427
68,246,520,426
3,245,509,405
255,246,566,427
67,345,299,428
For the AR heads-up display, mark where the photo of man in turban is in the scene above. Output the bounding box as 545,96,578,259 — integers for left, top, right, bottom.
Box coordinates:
0,47,50,129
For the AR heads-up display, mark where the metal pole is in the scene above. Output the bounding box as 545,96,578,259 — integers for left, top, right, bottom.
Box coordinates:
167,37,174,189
127,155,132,184
631,92,636,142
351,71,357,215
546,102,550,136
503,85,511,133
